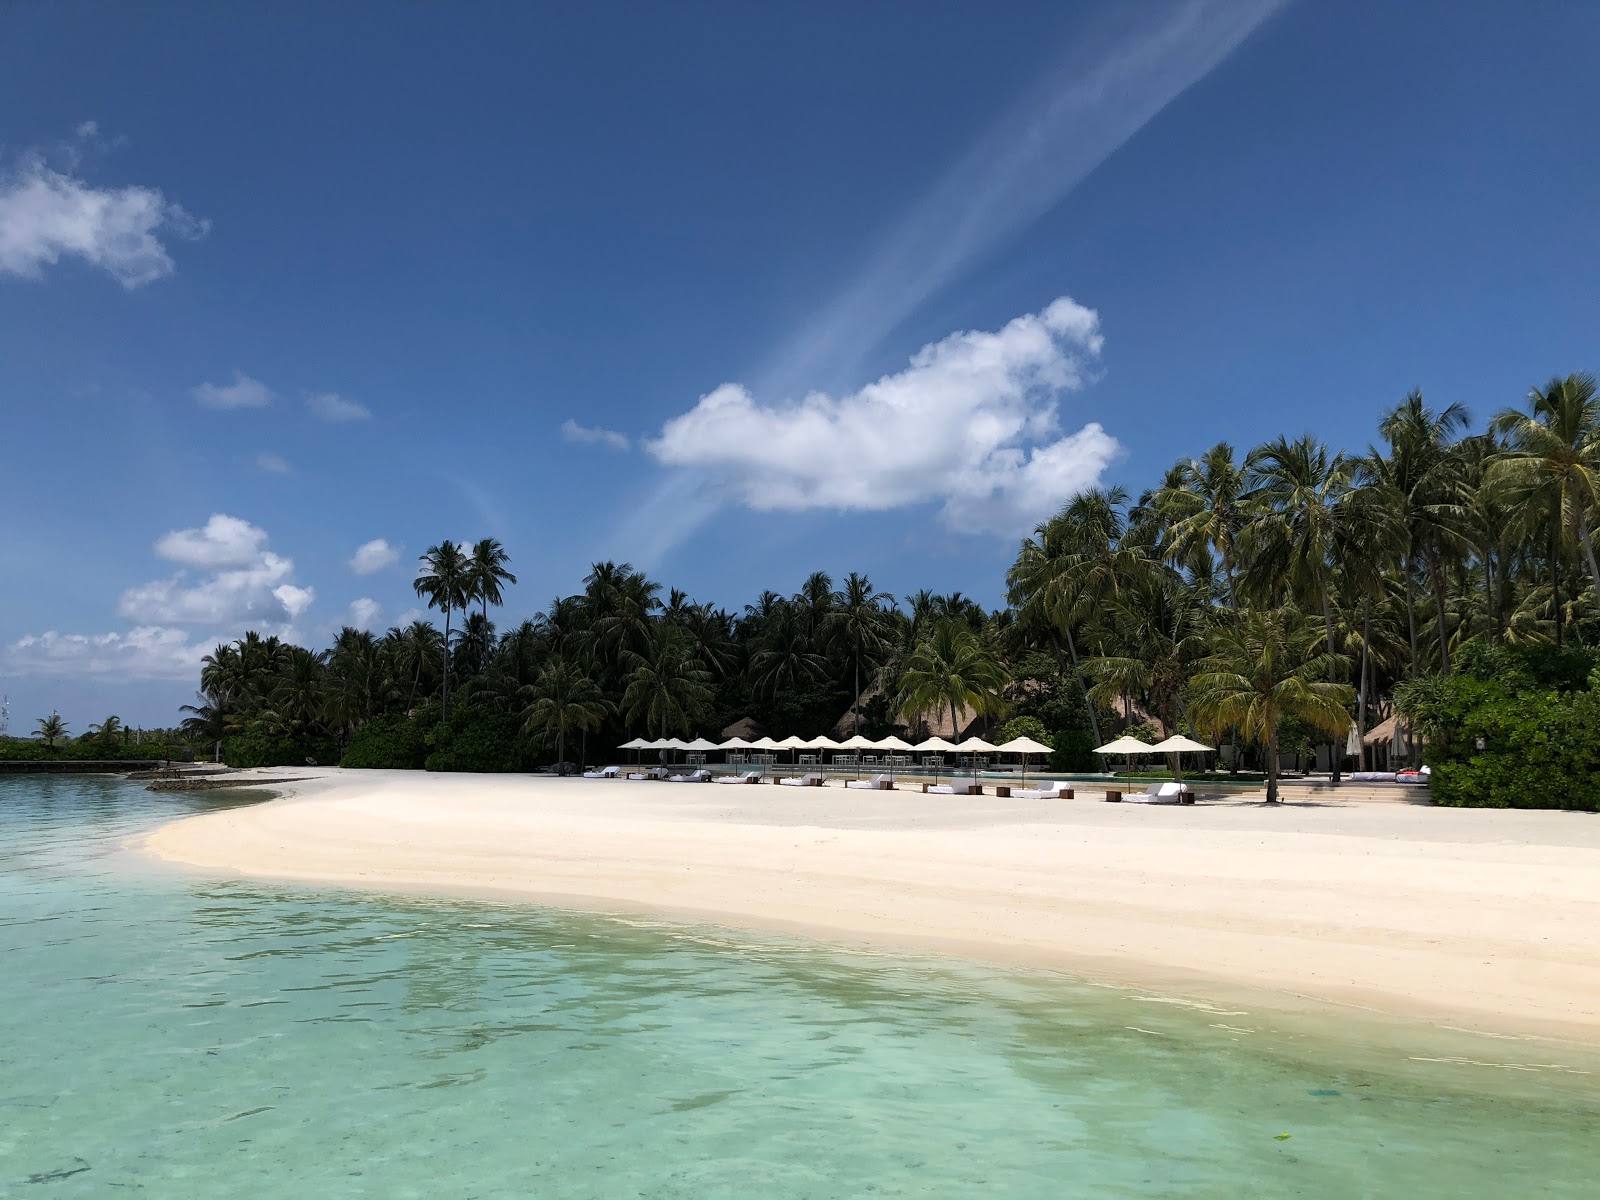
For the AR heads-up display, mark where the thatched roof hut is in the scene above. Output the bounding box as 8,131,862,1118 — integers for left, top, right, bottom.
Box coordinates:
719,716,767,741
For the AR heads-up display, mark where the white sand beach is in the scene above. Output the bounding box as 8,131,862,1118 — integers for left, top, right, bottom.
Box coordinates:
140,769,1600,1043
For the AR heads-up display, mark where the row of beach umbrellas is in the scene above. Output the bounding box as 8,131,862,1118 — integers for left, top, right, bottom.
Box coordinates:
1092,734,1214,789
618,733,1058,783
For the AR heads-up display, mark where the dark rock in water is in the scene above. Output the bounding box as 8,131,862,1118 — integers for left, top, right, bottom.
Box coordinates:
27,1159,90,1183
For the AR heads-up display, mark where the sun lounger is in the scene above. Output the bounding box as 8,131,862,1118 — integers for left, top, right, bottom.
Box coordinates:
714,770,764,785
667,768,712,783
846,773,895,791
778,773,825,787
923,782,980,796
627,766,670,781
1011,780,1073,800
1123,781,1189,805
582,765,622,779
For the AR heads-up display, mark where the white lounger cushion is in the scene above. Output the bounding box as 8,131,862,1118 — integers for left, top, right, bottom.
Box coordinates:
1012,782,1066,799
846,774,894,790
668,769,711,783
926,784,958,795
714,771,763,785
1124,781,1186,804
778,773,824,787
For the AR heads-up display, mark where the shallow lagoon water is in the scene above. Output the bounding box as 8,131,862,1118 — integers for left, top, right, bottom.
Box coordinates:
2,775,1596,1197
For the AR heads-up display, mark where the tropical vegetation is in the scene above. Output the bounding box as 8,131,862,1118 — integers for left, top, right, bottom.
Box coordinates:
171,374,1600,807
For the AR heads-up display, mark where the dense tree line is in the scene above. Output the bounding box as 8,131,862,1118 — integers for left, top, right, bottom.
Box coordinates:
174,374,1600,804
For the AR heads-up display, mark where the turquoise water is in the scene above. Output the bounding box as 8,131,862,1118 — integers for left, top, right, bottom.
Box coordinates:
2,777,1596,1197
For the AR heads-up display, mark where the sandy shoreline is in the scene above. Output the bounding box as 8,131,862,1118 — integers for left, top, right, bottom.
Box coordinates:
139,768,1600,1045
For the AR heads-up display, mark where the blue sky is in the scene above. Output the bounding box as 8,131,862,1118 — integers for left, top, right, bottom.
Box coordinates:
3,1,1598,729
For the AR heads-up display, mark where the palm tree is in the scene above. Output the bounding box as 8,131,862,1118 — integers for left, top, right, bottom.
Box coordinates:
620,629,713,739
519,657,613,772
1007,487,1147,746
34,713,67,747
466,538,517,622
1491,372,1600,614
1188,608,1354,804
1370,392,1471,675
896,618,1008,739
827,572,895,734
413,541,472,709
88,715,124,746
1152,442,1248,602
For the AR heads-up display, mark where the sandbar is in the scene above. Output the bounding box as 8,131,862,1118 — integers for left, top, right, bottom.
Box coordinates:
139,768,1600,1045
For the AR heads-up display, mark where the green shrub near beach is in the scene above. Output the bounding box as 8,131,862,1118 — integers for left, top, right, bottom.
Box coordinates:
0,740,175,762
341,715,429,770
1398,641,1600,811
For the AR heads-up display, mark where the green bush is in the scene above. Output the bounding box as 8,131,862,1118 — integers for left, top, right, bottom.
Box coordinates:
0,740,175,762
998,715,1051,746
1048,728,1099,772
223,732,337,769
423,712,534,773
341,714,428,770
1398,640,1600,811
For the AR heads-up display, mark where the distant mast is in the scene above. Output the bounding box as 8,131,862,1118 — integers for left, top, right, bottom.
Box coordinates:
0,693,9,738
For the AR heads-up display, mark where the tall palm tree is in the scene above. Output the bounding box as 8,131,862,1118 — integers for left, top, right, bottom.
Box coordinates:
466,538,518,622
1007,487,1147,746
896,619,1008,739
34,713,67,747
413,541,472,709
1188,608,1354,804
519,657,613,772
827,572,895,734
1152,442,1248,602
620,629,713,739
1369,392,1471,675
1492,372,1600,613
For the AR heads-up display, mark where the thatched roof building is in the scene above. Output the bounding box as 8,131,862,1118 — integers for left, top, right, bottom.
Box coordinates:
719,716,767,741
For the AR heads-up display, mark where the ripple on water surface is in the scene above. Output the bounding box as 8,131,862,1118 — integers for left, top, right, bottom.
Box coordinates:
1,775,1596,1197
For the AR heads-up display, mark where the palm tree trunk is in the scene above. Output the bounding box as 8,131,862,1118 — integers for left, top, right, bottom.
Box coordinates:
1403,556,1421,679
1577,511,1600,614
1482,552,1495,642
1265,728,1280,804
442,608,452,711
853,637,861,737
1322,584,1341,782
1356,594,1372,771
557,729,565,773
1426,548,1451,677
1062,627,1102,747
1552,522,1564,648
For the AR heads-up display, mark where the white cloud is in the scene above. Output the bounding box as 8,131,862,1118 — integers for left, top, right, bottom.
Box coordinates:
76,120,99,140
348,538,401,575
0,149,209,288
119,552,296,625
9,513,320,684
346,598,383,630
561,419,630,451
193,371,274,410
153,513,270,568
647,297,1119,537
307,392,371,422
256,451,292,474
272,584,316,620
394,607,426,627
4,627,208,682
121,514,316,628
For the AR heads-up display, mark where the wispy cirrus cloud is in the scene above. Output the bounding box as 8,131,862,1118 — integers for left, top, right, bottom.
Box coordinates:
561,419,630,451
759,0,1287,396
307,392,372,422
0,126,209,288
256,452,292,474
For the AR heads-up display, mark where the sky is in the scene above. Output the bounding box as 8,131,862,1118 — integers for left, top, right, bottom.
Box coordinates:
2,1,1598,730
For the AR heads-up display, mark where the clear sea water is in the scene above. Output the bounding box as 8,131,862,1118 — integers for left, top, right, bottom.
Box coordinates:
3,775,1596,1197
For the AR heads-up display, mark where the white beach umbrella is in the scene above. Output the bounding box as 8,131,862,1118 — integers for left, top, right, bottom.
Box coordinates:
1147,734,1212,789
774,734,810,769
837,733,876,777
1094,735,1154,789
619,737,651,749
997,735,1054,787
871,734,915,781
681,737,720,751
955,736,1001,785
750,736,782,751
719,736,755,749
913,736,958,751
